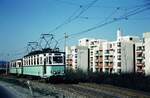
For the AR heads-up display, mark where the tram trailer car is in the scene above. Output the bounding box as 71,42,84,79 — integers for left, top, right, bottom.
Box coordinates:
9,59,22,75
9,48,65,79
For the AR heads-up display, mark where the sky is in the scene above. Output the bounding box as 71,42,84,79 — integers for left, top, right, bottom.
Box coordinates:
0,0,150,60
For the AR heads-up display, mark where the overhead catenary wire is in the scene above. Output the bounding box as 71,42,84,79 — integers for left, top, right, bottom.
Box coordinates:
5,1,150,60
57,3,150,41
49,0,99,34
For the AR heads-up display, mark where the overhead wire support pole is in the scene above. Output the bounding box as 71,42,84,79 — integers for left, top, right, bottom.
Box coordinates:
64,33,68,52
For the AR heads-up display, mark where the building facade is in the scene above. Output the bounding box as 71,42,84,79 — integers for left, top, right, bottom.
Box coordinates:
65,29,150,75
144,32,150,75
79,38,106,72
66,46,89,72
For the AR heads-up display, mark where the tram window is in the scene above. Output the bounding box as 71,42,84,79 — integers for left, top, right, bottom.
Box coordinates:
37,57,39,65
49,57,52,64
53,56,63,63
29,58,30,65
46,57,48,64
26,59,28,65
40,57,42,64
34,57,36,65
18,62,21,67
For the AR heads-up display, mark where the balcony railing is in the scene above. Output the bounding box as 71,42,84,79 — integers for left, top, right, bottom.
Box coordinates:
137,63,145,67
137,69,145,73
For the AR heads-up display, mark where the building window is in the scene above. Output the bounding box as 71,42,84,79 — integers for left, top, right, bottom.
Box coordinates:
75,49,77,52
105,50,109,54
96,68,99,72
117,69,121,73
110,44,112,48
117,62,121,67
117,55,121,60
117,49,121,53
117,42,121,47
137,46,142,51
75,59,77,63
75,54,77,58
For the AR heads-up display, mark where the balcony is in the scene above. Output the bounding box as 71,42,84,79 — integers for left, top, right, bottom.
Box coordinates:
137,63,145,67
109,64,113,68
94,52,98,56
136,56,143,59
136,50,143,53
99,49,103,51
137,69,145,73
104,63,109,68
104,50,109,54
95,59,99,62
104,59,109,62
109,57,113,61
99,64,103,68
99,58,103,62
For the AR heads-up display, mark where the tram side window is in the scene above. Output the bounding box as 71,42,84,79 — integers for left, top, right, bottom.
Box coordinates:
40,57,43,64
34,56,36,65
14,62,16,67
53,56,63,63
26,59,28,65
29,58,30,65
37,57,39,65
46,57,49,64
49,56,52,64
18,62,21,67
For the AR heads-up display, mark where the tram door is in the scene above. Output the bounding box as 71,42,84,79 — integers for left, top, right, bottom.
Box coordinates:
43,58,46,74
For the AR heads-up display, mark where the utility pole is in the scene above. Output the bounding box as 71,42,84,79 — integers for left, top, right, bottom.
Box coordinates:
6,53,9,75
64,33,68,52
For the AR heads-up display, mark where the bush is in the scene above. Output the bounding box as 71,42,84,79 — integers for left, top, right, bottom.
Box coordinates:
64,70,150,92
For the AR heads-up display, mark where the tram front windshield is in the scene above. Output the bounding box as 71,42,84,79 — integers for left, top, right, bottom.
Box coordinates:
53,56,63,64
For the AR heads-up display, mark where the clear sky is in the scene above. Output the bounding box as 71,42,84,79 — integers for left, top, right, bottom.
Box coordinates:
0,0,150,60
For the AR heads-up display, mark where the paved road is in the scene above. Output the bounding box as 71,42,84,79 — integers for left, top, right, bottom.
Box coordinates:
0,85,17,98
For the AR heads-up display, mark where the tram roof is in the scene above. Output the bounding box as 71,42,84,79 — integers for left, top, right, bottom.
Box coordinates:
24,48,64,57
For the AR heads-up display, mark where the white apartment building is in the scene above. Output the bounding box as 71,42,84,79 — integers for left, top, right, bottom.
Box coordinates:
65,46,89,72
114,29,141,73
79,38,106,72
144,32,150,75
66,29,150,75
78,29,140,73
